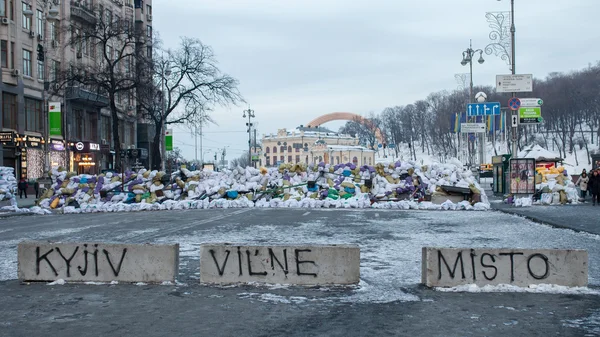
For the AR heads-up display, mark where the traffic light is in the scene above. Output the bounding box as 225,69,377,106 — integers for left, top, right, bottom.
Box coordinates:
37,44,44,62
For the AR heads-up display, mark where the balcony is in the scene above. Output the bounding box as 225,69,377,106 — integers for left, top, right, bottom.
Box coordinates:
70,1,97,25
66,87,109,107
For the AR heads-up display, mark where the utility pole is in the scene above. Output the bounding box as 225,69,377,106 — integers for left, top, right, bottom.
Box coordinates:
194,125,198,163
253,128,257,168
510,0,518,159
243,107,255,168
221,147,226,168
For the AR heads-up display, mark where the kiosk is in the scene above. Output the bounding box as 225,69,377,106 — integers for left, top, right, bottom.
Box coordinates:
492,154,511,195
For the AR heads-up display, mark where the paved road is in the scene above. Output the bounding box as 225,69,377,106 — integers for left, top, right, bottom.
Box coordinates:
1,209,600,336
491,200,600,235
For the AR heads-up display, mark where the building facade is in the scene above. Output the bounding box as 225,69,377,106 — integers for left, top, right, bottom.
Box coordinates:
261,127,375,167
0,0,152,178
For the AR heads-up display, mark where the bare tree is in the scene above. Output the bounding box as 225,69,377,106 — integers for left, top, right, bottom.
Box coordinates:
230,151,251,168
56,6,145,170
144,37,243,170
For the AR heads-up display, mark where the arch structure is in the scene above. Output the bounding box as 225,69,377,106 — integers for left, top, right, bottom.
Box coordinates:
306,112,387,145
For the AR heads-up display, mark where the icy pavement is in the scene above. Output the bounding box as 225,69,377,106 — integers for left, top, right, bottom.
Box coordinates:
2,209,600,303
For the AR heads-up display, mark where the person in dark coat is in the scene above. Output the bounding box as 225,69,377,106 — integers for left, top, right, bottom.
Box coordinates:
18,178,28,199
34,180,40,199
589,170,600,206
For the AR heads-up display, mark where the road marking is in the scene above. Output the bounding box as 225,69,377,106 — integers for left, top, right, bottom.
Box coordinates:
302,212,311,216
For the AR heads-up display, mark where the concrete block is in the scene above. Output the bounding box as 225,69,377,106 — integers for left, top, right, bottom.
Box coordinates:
18,242,179,283
422,247,587,287
200,244,360,285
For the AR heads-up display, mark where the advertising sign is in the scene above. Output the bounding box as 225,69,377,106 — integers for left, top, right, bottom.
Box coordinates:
49,102,62,136
510,158,536,194
519,107,542,124
165,129,173,151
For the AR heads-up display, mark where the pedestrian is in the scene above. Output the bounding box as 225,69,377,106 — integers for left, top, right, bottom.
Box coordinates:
18,177,28,199
575,171,589,201
34,179,40,199
589,170,600,206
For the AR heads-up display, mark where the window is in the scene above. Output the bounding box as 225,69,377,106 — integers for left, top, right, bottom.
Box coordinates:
146,25,152,38
36,9,42,37
9,0,13,20
50,60,60,81
146,45,151,58
295,147,299,153
22,49,31,76
105,9,111,25
266,157,270,166
25,98,42,133
280,146,284,152
22,2,30,30
87,111,96,141
10,41,14,68
37,59,43,80
129,122,135,146
146,4,151,15
101,116,111,146
49,21,58,41
273,146,277,153
280,155,284,162
2,92,17,130
288,156,292,163
287,146,292,152
265,147,270,153
0,0,5,17
1,40,7,68
74,109,83,139
295,155,300,163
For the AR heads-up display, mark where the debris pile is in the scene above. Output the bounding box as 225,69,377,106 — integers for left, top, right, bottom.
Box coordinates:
0,166,17,204
35,160,489,213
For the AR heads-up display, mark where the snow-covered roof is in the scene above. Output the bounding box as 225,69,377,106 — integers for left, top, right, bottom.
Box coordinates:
517,145,563,162
325,144,375,152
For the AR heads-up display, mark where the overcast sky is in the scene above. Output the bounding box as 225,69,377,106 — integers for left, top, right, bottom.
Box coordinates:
153,0,600,162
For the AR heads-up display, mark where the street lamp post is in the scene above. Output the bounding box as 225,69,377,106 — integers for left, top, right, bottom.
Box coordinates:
160,67,171,171
507,0,517,158
488,0,516,157
24,2,59,176
460,40,485,166
243,107,255,167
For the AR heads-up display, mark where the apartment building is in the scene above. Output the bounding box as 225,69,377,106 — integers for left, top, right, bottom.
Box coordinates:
0,0,153,178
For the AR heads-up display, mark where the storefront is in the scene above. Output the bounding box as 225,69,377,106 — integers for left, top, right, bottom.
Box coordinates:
0,131,18,176
23,135,44,180
70,141,101,174
49,139,68,170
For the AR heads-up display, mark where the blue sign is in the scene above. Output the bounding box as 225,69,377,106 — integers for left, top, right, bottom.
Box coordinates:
377,144,383,148
388,144,396,149
467,102,501,116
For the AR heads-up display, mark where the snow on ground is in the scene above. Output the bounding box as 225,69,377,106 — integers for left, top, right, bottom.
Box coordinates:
149,210,600,303
0,225,102,281
2,210,599,303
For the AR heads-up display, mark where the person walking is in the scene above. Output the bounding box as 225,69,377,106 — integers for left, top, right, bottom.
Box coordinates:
576,171,589,201
18,178,28,199
589,170,600,206
34,179,40,199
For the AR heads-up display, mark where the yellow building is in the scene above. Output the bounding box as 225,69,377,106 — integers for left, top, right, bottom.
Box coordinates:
261,127,375,167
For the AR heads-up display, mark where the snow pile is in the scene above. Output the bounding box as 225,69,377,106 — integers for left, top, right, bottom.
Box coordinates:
436,283,600,295
0,166,17,204
36,160,489,213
